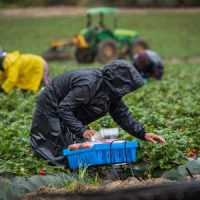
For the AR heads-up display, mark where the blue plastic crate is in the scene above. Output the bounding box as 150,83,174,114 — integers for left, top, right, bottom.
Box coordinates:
63,140,138,169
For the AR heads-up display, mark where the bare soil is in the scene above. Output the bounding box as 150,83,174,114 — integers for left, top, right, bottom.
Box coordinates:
0,7,200,18
20,175,200,200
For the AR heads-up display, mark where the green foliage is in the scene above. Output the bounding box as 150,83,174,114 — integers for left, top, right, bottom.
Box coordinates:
64,167,100,191
76,167,99,186
0,13,200,176
0,64,199,176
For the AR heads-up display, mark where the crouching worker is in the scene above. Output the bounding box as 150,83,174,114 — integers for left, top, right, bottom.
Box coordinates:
30,60,166,166
0,48,51,93
133,50,164,80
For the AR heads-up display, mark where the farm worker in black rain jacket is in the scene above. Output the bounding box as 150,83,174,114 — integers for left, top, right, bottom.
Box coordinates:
30,60,166,166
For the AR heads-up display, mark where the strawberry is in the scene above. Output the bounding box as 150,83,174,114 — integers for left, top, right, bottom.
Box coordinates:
69,144,79,150
69,142,93,150
82,143,92,148
192,149,196,154
39,170,46,175
187,151,196,157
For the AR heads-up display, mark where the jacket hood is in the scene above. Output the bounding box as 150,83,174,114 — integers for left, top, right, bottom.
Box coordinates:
102,60,144,97
3,51,21,68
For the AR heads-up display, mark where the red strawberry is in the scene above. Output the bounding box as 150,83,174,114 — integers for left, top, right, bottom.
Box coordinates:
39,170,46,175
192,149,196,154
69,144,80,150
82,143,92,148
187,151,196,157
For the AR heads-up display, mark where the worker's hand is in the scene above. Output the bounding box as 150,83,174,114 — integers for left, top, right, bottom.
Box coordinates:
83,130,97,139
145,132,166,144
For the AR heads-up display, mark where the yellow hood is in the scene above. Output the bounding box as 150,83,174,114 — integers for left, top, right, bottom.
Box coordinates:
3,51,21,69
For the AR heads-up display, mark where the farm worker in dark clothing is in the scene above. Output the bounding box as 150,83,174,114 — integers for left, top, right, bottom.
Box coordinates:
133,50,164,80
0,48,51,93
30,60,166,166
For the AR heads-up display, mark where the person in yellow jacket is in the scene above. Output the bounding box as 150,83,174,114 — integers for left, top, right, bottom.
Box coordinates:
0,48,51,93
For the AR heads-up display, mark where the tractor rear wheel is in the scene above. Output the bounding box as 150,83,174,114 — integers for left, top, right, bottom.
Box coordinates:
129,38,149,59
98,39,118,64
75,48,95,64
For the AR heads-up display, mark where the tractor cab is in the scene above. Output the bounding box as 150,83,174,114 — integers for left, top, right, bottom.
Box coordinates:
81,7,118,42
81,7,138,43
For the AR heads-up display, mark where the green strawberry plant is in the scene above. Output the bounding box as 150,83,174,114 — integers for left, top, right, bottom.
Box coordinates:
0,63,200,176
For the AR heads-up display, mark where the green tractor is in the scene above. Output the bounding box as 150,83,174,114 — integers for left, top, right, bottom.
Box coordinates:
43,7,148,64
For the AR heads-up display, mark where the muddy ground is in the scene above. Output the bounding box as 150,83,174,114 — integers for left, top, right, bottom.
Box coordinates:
20,175,200,200
0,7,200,18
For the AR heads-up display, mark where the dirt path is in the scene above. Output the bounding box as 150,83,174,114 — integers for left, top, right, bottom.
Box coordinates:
20,177,176,200
20,175,200,200
1,6,200,17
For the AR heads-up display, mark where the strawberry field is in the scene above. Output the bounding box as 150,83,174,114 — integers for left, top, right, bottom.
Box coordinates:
1,62,199,177
0,9,200,179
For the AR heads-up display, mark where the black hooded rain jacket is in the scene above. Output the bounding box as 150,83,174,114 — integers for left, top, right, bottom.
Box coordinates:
30,60,146,166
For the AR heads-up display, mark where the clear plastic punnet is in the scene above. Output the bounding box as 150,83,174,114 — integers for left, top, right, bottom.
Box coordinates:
91,128,119,142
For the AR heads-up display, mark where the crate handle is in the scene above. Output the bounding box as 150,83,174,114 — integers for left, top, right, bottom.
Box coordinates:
124,140,128,163
109,140,128,164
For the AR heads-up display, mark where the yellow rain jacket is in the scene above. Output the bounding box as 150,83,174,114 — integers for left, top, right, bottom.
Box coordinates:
0,51,44,93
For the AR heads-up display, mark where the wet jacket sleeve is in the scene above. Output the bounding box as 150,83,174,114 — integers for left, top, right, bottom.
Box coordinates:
109,98,146,140
56,86,89,138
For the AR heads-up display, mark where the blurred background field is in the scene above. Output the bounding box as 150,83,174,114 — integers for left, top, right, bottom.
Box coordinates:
0,6,200,177
1,11,200,58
